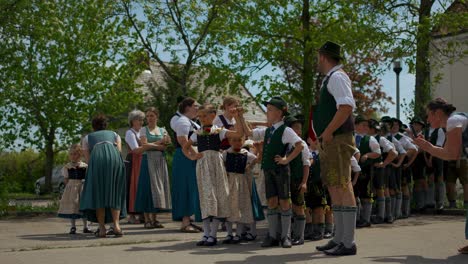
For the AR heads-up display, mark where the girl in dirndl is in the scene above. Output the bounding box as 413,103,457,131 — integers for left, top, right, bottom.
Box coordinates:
222,137,265,244
58,144,92,234
183,104,244,247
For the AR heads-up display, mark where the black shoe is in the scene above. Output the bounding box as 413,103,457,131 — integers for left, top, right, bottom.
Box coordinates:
426,204,435,209
240,232,257,242
356,221,371,228
261,236,279,247
281,237,292,248
435,205,444,214
196,236,208,246
106,227,115,236
231,235,241,244
384,217,394,224
69,227,76,235
310,232,324,241
83,227,93,234
323,231,333,239
316,240,339,251
324,243,357,256
205,237,217,246
371,216,385,225
222,235,234,244
292,238,304,246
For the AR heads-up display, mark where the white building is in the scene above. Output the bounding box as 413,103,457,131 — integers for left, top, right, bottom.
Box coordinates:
430,1,468,111
136,62,267,123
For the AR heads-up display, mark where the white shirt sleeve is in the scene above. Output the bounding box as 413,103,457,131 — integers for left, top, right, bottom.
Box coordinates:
354,148,361,155
436,129,446,147
139,127,147,139
447,114,468,132
190,131,198,143
401,136,417,151
252,128,266,141
350,156,361,172
282,127,302,145
327,71,356,109
175,118,193,137
213,115,223,127
369,136,382,154
247,152,257,164
219,128,227,141
81,135,89,151
213,115,235,128
61,166,69,179
393,138,406,154
379,137,394,153
115,133,121,145
300,141,311,166
125,129,140,150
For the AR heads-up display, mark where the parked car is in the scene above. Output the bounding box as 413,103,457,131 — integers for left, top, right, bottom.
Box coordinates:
34,165,65,196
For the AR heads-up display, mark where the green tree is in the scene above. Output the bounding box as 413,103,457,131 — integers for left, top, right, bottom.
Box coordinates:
223,0,395,134
369,0,468,117
121,0,246,106
0,0,142,191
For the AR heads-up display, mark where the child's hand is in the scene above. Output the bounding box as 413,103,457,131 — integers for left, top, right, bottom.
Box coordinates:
298,182,307,194
374,162,384,168
193,153,203,160
274,155,288,165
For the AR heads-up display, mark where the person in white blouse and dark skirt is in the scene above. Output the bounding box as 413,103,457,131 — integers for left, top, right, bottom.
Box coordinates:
414,98,468,254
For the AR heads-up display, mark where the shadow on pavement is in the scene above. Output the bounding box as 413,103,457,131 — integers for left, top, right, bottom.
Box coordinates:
366,254,467,264
18,233,96,241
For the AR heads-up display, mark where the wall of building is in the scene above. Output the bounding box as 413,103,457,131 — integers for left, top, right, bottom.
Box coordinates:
430,32,468,112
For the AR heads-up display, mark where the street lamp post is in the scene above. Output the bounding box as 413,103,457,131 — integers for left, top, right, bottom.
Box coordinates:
393,60,402,120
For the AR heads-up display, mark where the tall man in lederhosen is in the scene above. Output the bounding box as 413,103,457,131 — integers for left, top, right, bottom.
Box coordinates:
312,41,357,256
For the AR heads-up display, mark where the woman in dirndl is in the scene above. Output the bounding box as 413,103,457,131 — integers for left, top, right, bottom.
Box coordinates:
134,107,172,228
80,114,126,238
125,109,145,224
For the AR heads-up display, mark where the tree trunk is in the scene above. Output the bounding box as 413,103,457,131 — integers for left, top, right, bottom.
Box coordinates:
43,128,55,193
302,0,314,136
414,0,434,117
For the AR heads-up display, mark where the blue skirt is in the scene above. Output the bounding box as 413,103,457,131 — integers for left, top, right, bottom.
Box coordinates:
134,154,161,213
171,148,201,221
79,143,127,223
251,180,265,221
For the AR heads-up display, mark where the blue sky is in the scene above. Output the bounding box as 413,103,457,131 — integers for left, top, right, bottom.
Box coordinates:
245,62,416,125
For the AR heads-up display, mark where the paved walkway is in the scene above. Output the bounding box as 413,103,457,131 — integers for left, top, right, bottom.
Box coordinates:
0,213,467,264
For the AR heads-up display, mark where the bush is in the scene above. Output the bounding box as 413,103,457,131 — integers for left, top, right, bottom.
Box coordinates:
0,150,68,194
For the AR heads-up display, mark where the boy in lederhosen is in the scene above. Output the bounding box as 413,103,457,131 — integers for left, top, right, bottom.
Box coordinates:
242,96,304,248
283,115,311,246
391,118,418,218
410,117,429,213
368,119,398,224
353,116,381,228
381,116,407,220
424,125,446,212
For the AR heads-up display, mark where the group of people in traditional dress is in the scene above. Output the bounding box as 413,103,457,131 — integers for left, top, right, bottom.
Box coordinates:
56,40,468,255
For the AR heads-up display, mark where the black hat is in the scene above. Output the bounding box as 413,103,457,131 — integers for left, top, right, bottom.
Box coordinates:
262,96,289,115
318,41,343,60
284,114,303,127
354,115,368,124
369,118,381,130
391,117,403,127
380,116,393,123
410,117,425,127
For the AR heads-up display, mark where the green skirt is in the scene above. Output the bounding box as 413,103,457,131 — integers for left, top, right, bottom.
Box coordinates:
80,142,127,223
